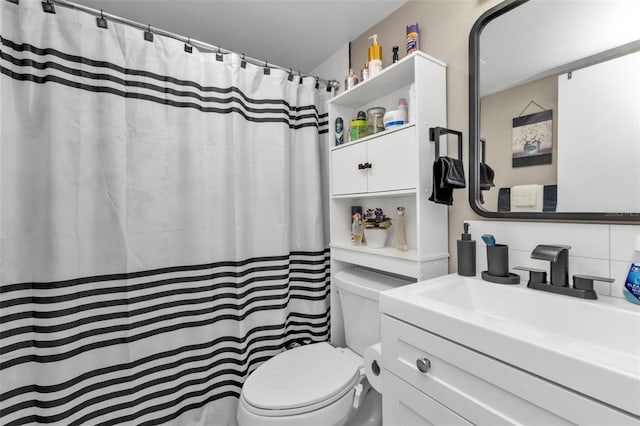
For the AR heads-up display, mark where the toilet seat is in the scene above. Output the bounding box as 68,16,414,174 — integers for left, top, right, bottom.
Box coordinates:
241,342,362,417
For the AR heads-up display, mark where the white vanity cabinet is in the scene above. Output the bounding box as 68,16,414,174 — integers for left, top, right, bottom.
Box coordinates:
328,52,450,347
381,314,640,425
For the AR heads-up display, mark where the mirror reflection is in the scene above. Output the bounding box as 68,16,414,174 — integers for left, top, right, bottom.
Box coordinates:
478,0,640,214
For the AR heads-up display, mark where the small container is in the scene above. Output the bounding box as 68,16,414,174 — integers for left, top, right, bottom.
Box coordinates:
366,107,386,136
487,244,509,277
350,111,367,141
361,63,369,82
383,109,405,130
345,68,358,91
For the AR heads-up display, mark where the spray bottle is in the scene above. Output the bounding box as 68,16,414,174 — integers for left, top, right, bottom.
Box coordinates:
368,34,383,78
406,23,419,54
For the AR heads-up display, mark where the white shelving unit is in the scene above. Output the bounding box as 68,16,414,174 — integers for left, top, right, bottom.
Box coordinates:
328,52,450,346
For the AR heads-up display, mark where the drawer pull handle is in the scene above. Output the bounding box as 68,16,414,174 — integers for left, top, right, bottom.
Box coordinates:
416,357,431,373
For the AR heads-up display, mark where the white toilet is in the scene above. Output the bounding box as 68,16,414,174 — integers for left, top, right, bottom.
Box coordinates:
237,268,411,426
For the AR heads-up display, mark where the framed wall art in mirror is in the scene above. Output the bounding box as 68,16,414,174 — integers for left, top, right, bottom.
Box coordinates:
469,0,640,221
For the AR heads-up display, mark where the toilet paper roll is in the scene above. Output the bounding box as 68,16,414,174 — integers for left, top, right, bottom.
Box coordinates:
364,342,383,392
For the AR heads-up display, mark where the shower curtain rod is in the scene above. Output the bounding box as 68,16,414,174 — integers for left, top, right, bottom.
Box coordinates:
40,0,341,91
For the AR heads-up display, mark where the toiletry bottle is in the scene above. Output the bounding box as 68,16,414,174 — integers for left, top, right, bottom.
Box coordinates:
361,63,369,82
335,117,344,146
406,23,419,54
398,98,408,124
350,111,367,141
392,46,399,64
345,68,358,90
368,35,382,77
351,206,363,246
623,236,640,305
396,207,408,252
457,222,476,276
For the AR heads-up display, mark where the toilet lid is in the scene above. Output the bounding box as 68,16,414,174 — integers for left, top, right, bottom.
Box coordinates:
242,342,360,411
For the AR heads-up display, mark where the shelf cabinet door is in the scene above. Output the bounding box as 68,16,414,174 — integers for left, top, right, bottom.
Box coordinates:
366,128,416,193
331,142,367,195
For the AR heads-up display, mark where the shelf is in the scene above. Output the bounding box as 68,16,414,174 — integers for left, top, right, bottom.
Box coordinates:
330,123,415,152
330,51,445,108
332,243,419,260
331,243,449,279
331,189,416,199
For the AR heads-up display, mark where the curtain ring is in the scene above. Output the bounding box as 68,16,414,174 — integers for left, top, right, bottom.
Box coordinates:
96,9,108,28
184,36,193,53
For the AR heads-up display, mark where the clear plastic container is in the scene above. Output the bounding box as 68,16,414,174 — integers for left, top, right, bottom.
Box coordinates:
366,107,386,136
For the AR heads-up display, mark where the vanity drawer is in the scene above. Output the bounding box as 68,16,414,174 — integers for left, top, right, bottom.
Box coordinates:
382,370,472,426
381,314,638,425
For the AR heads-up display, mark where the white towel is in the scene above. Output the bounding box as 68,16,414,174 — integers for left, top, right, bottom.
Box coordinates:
510,184,544,212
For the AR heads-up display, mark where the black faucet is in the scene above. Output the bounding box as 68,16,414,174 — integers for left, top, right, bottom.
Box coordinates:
531,244,570,287
515,244,614,300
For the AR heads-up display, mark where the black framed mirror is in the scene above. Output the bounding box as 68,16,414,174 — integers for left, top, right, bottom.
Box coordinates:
469,0,640,222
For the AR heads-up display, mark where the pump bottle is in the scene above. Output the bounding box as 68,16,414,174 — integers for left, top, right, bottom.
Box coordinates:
368,34,383,78
457,222,476,276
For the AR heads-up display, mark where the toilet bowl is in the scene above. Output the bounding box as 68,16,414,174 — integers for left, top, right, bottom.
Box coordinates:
237,342,375,426
237,268,411,426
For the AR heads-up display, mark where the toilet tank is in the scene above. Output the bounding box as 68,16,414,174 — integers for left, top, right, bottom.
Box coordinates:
335,268,412,356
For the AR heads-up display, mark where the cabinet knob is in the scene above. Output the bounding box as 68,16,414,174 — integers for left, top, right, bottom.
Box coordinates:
416,357,431,373
357,163,365,170
363,162,372,169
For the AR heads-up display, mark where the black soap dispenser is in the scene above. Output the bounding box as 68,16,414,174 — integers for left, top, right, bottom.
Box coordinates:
457,222,476,276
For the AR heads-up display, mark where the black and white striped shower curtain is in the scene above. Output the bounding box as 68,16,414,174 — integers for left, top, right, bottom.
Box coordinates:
0,1,330,425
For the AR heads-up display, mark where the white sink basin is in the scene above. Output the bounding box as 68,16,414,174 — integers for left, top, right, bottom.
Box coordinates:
380,273,640,416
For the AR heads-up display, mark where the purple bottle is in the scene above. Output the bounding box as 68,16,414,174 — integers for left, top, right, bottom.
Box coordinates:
406,23,419,54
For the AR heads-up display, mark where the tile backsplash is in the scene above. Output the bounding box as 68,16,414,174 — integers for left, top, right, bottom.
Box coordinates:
467,221,640,300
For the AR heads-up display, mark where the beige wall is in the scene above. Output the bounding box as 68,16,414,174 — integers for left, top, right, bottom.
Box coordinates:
480,75,558,210
350,0,502,271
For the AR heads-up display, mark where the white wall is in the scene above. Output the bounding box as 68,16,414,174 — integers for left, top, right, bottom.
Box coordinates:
309,43,349,96
469,220,640,300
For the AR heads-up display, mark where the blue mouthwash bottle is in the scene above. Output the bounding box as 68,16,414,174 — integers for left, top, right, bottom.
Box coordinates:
623,263,640,305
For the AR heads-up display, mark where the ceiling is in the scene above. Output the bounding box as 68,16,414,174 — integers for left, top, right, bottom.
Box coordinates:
72,0,408,74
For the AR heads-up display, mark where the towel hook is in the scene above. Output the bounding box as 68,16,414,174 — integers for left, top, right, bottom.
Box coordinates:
429,126,463,160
